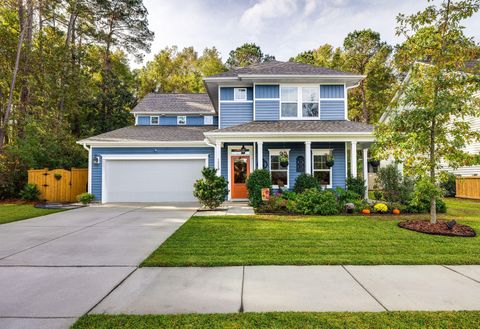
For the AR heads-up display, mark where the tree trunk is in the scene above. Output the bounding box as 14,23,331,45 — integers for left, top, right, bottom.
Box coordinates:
430,117,437,224
0,6,27,150
360,80,368,123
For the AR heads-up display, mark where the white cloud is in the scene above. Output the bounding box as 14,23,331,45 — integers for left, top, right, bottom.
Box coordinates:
135,0,480,69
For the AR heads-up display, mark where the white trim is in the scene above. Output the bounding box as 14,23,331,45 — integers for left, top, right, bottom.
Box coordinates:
344,84,348,120
305,141,311,175
219,100,254,103
88,147,93,194
132,112,216,116
312,149,333,188
227,145,254,201
253,83,256,121
204,74,366,82
135,115,138,125
215,141,221,176
269,148,290,189
77,141,210,147
150,116,159,125
257,141,263,169
218,85,221,129
363,148,368,199
350,141,357,178
101,154,209,204
345,142,348,178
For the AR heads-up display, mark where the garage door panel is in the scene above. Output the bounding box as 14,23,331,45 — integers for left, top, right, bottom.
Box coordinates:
105,159,205,202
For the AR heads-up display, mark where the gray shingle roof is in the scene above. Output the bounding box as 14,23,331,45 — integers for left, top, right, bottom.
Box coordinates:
80,126,216,143
208,120,374,134
132,93,215,114
208,60,357,78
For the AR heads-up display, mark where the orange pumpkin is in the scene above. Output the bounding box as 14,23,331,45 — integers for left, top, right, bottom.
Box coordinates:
362,209,371,215
392,208,401,215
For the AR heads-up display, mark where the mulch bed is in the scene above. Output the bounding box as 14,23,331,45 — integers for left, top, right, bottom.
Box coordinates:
398,220,476,237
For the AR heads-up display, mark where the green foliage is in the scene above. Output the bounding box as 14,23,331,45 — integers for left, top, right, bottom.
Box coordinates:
407,178,446,214
77,193,95,205
19,184,40,201
293,173,320,194
375,164,415,204
257,195,289,214
246,169,271,208
193,167,228,209
440,172,457,197
226,43,275,68
288,188,339,216
346,175,366,198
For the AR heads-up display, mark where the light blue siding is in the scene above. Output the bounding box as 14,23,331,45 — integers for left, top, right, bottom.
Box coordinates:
219,102,253,128
91,147,214,201
137,116,150,125
220,87,253,101
255,85,279,99
320,100,345,120
136,115,218,126
320,85,345,98
255,100,279,121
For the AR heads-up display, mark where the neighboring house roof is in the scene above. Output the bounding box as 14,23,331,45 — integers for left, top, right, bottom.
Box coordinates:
207,120,374,134
131,93,215,114
207,60,357,78
78,125,216,145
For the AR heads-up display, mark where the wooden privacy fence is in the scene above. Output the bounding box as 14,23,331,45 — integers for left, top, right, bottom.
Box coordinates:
28,168,88,202
456,176,480,200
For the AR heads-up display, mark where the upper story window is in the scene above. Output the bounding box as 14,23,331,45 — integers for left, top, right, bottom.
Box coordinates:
280,86,320,119
177,116,186,125
150,116,159,125
204,116,213,125
234,88,247,101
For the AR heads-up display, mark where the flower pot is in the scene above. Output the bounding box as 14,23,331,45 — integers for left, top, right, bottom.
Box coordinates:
369,159,380,168
326,159,334,168
280,161,289,168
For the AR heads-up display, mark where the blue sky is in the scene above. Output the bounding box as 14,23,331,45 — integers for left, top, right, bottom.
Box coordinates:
138,0,480,67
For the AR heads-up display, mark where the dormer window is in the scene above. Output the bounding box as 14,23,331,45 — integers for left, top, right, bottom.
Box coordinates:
150,116,159,125
234,88,247,101
177,116,187,125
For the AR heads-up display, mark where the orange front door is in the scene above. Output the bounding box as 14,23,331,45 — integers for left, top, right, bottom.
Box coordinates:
231,156,250,199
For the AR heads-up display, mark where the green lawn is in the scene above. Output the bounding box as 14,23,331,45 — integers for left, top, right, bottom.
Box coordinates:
142,198,480,266
72,311,480,329
0,203,64,225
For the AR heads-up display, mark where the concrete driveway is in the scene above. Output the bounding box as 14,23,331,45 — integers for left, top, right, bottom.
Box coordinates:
0,204,196,329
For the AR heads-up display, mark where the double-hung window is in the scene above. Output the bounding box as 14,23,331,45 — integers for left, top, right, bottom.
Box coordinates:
312,149,332,187
269,149,289,188
280,86,320,119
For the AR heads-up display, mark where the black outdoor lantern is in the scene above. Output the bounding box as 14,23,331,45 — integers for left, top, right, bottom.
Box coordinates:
240,145,247,154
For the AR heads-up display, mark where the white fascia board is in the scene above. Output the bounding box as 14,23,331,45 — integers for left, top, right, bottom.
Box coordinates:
237,74,366,79
76,141,209,147
203,133,375,143
102,154,209,161
131,112,216,115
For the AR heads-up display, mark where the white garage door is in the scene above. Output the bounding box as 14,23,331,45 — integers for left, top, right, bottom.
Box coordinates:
104,157,206,203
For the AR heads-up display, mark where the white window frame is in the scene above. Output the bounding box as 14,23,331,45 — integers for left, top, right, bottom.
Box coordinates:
312,149,333,188
269,149,290,188
150,116,159,125
204,116,213,125
234,88,248,101
177,116,187,125
280,84,320,120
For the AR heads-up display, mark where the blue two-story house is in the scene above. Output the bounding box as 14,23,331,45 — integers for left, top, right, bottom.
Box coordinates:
78,61,374,203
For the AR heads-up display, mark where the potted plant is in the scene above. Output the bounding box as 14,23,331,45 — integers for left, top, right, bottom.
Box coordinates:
326,155,335,168
369,159,380,168
279,151,289,168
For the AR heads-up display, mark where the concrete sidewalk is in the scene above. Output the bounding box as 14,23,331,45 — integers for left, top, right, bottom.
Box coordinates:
92,265,480,315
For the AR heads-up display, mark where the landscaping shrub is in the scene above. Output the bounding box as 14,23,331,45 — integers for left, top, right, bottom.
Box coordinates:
19,183,41,201
290,188,339,215
375,164,414,204
246,169,271,208
293,173,320,193
193,167,228,209
76,193,95,205
257,195,289,213
346,175,366,197
406,177,447,213
374,203,388,213
440,172,456,197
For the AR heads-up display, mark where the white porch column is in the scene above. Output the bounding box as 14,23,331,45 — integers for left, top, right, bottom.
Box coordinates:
257,141,263,169
350,141,357,178
305,141,312,175
363,147,368,199
215,141,221,176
